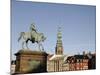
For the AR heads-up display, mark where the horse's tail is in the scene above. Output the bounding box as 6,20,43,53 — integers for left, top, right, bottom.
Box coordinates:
18,32,24,42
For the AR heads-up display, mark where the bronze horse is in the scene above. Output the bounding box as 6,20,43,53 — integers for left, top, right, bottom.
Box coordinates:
18,24,46,51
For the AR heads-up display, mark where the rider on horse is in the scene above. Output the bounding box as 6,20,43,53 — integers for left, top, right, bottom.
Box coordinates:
18,23,46,50
30,23,37,33
30,23,38,43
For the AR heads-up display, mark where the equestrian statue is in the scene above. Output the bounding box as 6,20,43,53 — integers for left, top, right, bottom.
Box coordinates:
18,23,46,51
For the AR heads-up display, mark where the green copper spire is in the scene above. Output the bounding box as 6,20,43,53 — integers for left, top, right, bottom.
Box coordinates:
55,27,63,55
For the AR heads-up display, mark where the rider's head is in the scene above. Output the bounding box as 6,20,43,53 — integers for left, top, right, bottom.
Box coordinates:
31,23,35,28
30,23,36,31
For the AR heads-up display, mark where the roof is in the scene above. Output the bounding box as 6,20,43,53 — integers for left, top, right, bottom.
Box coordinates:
47,54,54,60
65,55,89,63
74,55,88,59
49,54,65,60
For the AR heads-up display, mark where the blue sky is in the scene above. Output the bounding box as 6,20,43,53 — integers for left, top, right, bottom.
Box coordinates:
11,0,96,59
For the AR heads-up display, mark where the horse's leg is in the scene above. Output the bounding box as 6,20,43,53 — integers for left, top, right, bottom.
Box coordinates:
22,41,24,49
38,42,41,51
26,42,29,49
39,42,44,51
26,40,29,49
40,43,44,51
22,33,26,49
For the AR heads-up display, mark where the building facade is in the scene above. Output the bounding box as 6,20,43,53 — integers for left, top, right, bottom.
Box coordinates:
66,53,89,71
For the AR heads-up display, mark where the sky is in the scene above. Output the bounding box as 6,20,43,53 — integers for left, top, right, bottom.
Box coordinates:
11,0,96,60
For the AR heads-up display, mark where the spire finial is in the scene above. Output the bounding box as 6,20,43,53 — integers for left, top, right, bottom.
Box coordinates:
57,26,62,39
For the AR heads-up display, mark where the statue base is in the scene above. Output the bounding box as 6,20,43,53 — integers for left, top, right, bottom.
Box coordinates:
15,49,48,74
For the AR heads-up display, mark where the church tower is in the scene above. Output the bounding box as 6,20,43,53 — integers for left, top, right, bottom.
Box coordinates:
55,27,63,55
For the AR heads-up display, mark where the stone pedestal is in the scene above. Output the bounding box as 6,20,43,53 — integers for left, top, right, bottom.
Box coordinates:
15,49,48,74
